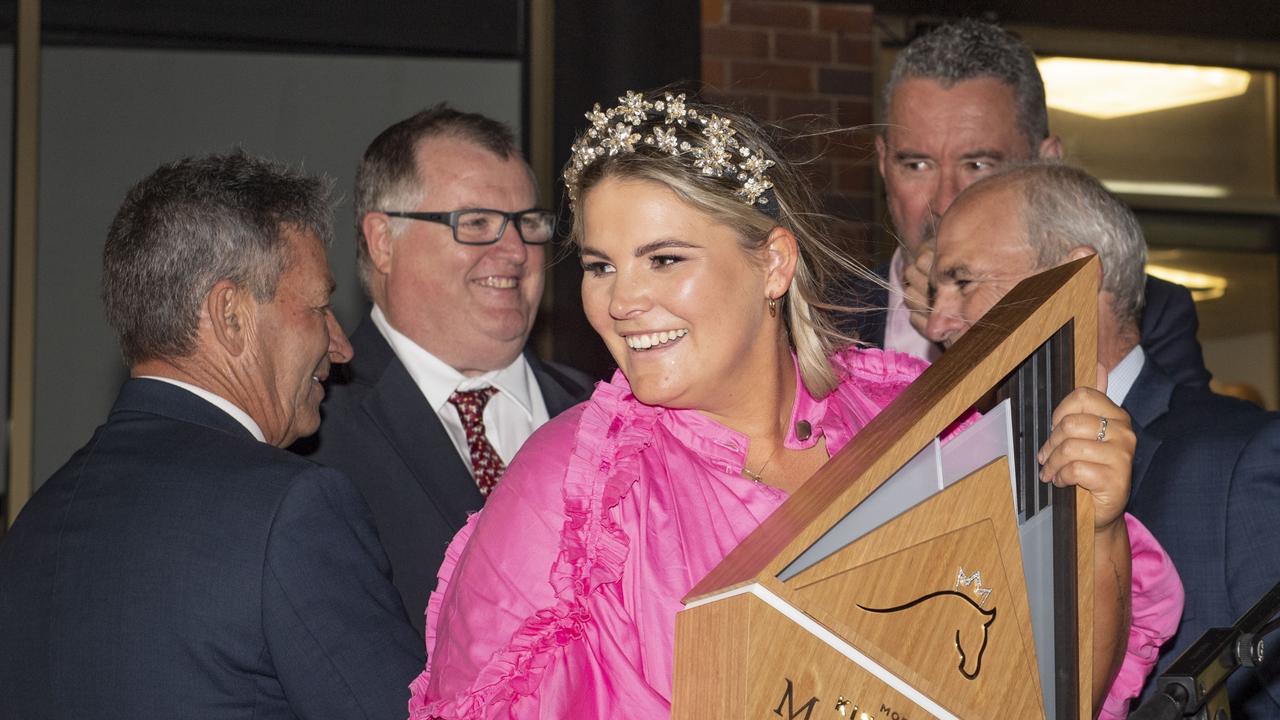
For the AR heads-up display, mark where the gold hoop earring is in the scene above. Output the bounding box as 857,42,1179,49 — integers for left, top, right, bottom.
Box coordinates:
767,297,778,318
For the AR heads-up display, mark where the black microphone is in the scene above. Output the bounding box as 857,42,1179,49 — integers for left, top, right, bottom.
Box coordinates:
1130,682,1189,720
1128,582,1280,720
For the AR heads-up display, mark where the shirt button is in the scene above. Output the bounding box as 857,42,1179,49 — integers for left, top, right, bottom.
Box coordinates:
795,420,812,441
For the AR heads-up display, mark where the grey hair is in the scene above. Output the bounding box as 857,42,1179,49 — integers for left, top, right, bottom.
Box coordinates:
885,19,1048,152
103,150,334,366
353,104,528,294
565,90,875,398
977,161,1147,326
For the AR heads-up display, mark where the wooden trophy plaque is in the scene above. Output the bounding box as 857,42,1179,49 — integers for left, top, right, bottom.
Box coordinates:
672,257,1101,720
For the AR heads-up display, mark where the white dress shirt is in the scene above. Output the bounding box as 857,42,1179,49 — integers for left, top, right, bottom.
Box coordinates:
883,247,941,363
370,305,549,472
139,376,266,443
1105,345,1146,407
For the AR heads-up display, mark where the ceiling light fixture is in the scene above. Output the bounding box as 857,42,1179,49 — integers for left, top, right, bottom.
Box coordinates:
1145,264,1229,302
1102,180,1230,198
1038,57,1252,120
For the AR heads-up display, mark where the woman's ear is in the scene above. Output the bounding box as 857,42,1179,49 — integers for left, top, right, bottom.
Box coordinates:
763,226,800,300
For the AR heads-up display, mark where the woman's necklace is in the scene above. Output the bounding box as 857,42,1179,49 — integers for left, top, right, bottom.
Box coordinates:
742,443,781,484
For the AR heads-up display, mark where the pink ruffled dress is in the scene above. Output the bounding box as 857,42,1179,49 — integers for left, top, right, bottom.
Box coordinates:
409,348,1183,719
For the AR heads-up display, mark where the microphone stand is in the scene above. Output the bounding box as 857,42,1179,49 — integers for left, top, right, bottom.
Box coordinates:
1131,582,1280,720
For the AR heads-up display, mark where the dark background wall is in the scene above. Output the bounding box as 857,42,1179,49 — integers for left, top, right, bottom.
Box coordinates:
3,0,1278,500
5,1,533,486
549,1,702,379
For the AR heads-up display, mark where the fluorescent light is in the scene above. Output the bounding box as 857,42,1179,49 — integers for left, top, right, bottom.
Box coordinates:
1146,264,1228,302
1102,180,1230,198
1038,57,1252,119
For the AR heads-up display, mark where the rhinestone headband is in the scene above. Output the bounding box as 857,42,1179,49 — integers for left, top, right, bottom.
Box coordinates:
564,91,777,214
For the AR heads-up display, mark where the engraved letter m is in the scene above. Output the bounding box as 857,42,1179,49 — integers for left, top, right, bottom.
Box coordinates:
774,678,819,719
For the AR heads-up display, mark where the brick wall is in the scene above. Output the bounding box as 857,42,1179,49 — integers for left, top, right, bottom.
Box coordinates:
702,0,878,259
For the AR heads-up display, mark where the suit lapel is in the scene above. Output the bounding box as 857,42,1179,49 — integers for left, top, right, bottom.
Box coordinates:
349,319,484,532
1122,360,1175,499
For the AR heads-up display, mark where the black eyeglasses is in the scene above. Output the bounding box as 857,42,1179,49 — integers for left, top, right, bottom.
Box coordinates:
383,208,557,245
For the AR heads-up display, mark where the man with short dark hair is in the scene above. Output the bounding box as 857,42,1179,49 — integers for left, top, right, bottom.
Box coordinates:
0,151,423,718
926,161,1280,718
297,106,593,638
844,19,1210,389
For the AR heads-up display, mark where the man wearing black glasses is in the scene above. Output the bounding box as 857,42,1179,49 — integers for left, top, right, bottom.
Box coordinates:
295,106,592,639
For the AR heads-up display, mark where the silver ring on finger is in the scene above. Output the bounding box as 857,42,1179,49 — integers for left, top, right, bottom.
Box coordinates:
1096,416,1108,442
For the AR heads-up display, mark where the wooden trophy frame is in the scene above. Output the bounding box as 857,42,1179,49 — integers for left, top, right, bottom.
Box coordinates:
672,256,1100,720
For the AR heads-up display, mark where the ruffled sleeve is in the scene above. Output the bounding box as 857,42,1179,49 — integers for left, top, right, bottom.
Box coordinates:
830,345,932,397
1099,513,1185,720
820,347,974,452
408,379,661,719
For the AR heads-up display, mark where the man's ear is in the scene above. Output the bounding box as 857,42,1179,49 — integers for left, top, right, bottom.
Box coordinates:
1065,244,1103,283
763,226,800,301
206,279,252,356
361,212,395,275
1038,134,1063,160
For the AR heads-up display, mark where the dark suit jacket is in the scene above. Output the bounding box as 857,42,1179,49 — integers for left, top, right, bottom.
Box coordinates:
294,314,595,638
836,261,890,349
1124,361,1280,717
837,264,1212,387
0,379,423,719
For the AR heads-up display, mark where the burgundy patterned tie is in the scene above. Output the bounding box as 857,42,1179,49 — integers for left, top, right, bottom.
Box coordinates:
448,387,506,496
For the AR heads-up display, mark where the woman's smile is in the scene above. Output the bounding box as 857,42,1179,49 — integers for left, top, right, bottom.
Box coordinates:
623,328,688,351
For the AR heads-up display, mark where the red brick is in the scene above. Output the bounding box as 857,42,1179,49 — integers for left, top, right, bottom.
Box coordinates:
817,67,871,97
731,60,814,93
702,0,727,25
703,26,769,58
798,160,835,193
836,36,873,67
703,91,773,120
825,131,877,160
834,99,872,127
775,95,833,121
822,192,872,222
779,133,822,163
702,58,727,88
817,5,872,34
835,160,875,194
773,30,832,63
729,1,813,29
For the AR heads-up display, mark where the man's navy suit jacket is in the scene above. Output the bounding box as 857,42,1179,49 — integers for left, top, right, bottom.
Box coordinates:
0,379,423,719
840,265,1213,388
294,314,595,638
1124,361,1280,717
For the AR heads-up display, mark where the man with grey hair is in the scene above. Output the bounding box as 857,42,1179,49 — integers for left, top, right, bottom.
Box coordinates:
0,151,423,718
927,161,1280,717
296,106,592,639
844,18,1210,390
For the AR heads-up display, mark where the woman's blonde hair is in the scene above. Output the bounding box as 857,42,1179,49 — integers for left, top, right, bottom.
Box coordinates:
564,90,874,397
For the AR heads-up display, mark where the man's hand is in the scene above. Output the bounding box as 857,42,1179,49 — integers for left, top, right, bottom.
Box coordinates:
1035,386,1134,531
903,244,935,337
1038,381,1135,705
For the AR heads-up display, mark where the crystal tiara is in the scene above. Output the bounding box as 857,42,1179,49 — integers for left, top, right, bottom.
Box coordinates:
563,91,777,213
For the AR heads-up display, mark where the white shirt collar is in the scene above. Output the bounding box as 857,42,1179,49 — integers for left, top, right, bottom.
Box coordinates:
138,376,266,443
369,304,536,420
1106,345,1146,407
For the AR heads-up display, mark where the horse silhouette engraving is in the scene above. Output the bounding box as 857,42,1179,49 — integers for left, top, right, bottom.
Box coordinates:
858,590,998,680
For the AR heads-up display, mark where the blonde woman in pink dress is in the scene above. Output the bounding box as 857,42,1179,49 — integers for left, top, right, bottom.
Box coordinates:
409,90,1182,719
